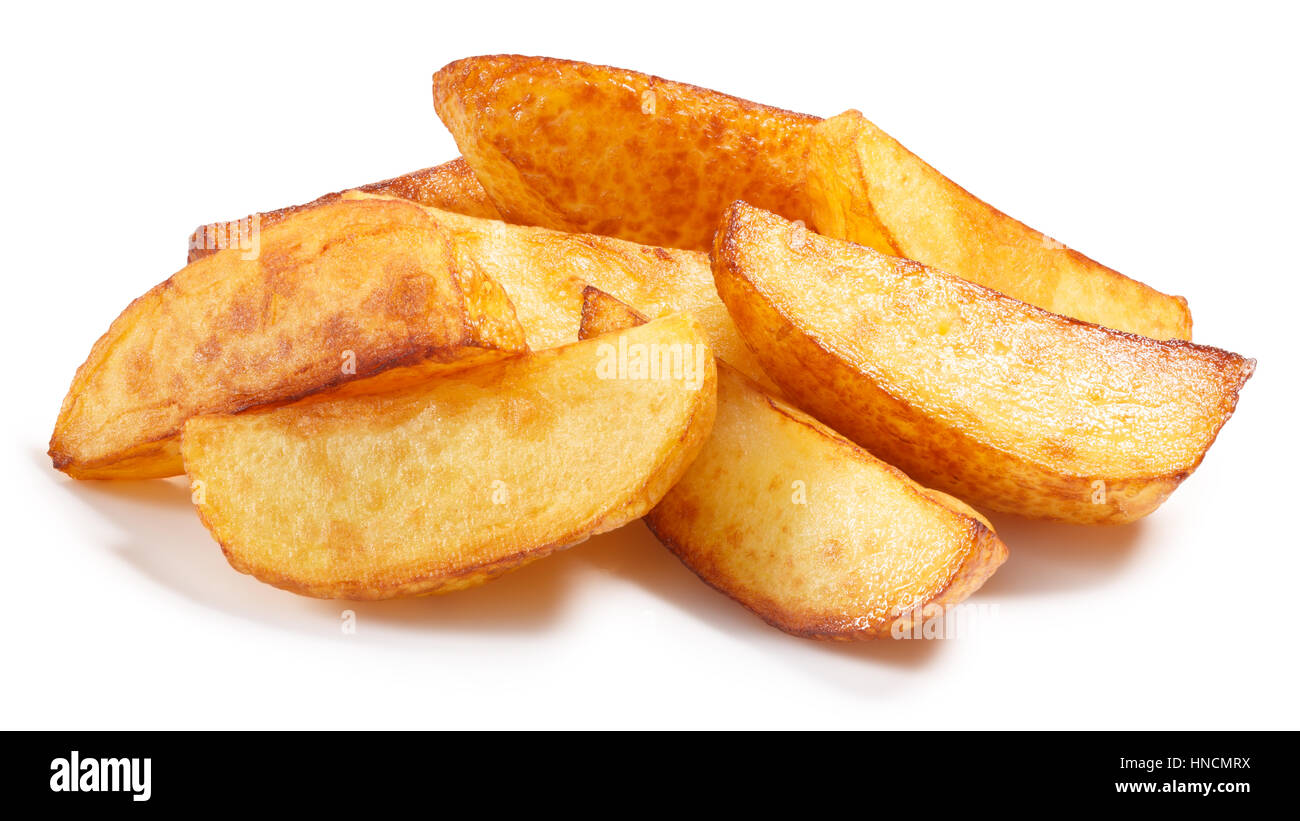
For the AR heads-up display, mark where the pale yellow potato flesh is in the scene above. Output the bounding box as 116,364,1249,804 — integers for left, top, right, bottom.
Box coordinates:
578,287,1006,639
50,197,526,480
181,315,718,600
808,111,1192,341
713,202,1253,524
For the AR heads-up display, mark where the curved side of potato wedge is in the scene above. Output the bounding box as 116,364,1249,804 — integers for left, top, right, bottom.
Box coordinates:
577,288,1006,639
181,315,718,600
650,367,1008,640
433,54,819,251
713,202,1253,524
808,111,1193,341
51,197,526,479
186,158,500,263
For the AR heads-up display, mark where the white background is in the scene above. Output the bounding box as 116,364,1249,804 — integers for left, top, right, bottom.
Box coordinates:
4,1,1297,729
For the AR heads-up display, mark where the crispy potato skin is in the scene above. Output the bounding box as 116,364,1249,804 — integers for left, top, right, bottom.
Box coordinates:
181,315,718,599
713,203,1254,524
578,289,1006,639
51,197,526,479
808,111,1193,341
433,54,819,251
186,158,500,263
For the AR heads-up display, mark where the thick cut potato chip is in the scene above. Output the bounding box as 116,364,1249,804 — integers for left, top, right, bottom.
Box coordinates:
433,54,818,251
808,111,1192,340
713,203,1253,524
51,197,525,479
187,158,500,263
578,288,1006,639
182,315,718,599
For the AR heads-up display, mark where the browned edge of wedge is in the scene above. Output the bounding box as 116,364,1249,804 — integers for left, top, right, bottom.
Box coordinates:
186,158,500,263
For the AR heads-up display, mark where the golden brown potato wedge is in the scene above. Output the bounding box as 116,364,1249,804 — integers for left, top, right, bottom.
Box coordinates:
807,111,1192,340
189,174,779,392
713,202,1253,524
578,288,1006,639
51,197,526,479
340,191,785,396
181,315,718,599
434,57,1186,339
433,54,819,251
187,158,500,263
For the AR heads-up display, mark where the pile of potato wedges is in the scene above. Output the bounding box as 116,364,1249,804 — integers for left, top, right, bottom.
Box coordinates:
51,55,1253,640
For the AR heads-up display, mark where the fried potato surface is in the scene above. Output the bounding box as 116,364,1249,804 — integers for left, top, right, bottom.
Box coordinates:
578,288,1006,639
181,315,718,599
433,56,1186,339
345,191,784,395
579,287,650,338
187,158,500,263
192,172,783,392
714,203,1253,524
433,54,818,251
51,197,526,479
808,111,1192,340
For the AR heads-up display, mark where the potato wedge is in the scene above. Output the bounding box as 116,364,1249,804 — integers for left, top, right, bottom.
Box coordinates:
436,199,785,396
337,191,786,396
187,158,500,263
181,315,718,599
433,54,818,251
51,197,526,479
578,288,1006,639
189,173,780,392
713,202,1253,524
808,111,1192,340
434,56,1186,339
